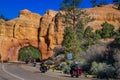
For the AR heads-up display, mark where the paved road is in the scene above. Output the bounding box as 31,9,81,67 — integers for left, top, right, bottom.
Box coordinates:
0,63,96,80
0,63,59,80
0,63,19,80
20,63,93,80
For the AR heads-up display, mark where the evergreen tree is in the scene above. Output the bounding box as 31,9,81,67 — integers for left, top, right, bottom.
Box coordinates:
63,27,80,58
99,22,114,39
18,46,41,61
114,27,120,44
60,0,82,10
60,0,92,30
82,26,101,50
60,0,94,52
75,22,84,40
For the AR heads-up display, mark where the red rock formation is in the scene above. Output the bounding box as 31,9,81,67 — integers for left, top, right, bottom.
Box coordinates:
86,4,120,31
0,9,65,61
0,5,120,61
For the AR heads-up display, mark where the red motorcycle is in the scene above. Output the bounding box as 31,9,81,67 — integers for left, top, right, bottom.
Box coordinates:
70,64,82,78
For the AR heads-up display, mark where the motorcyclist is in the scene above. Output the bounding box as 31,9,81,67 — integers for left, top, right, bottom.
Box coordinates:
25,58,29,64
70,61,82,77
40,61,48,73
33,59,36,67
70,61,78,74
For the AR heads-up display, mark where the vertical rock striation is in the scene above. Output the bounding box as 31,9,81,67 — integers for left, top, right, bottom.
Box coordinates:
0,5,120,61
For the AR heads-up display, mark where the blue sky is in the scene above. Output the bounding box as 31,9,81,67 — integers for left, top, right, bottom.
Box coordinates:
0,0,113,20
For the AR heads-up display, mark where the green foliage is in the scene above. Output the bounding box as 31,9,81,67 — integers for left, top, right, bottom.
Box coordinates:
60,0,93,29
114,28,120,44
59,0,94,52
18,46,41,61
60,0,82,10
61,9,92,30
112,48,120,78
63,27,81,58
75,23,84,40
98,22,114,39
80,26,101,50
91,61,115,78
62,64,70,74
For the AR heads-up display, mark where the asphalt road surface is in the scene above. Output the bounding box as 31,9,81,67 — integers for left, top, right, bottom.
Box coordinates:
0,63,60,80
0,63,95,80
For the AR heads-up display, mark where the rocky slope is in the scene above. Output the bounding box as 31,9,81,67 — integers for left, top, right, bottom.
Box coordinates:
86,4,120,31
0,4,120,61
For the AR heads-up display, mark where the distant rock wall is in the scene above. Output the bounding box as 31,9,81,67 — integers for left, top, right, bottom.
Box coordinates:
0,4,120,61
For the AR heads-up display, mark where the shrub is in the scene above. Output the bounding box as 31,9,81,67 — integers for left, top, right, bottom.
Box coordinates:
91,61,115,79
113,48,120,78
18,46,41,61
97,22,114,39
62,64,70,74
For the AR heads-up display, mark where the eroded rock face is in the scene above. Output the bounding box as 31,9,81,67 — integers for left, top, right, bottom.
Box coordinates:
0,9,65,61
0,5,120,61
86,4,120,31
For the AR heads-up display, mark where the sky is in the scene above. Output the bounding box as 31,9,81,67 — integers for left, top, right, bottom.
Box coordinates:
0,0,113,20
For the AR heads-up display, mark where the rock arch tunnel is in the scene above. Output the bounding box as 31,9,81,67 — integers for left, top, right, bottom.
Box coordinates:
0,9,65,62
18,46,41,61
0,38,54,62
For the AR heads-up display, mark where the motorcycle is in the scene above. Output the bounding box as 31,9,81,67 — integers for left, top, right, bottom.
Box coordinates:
25,58,29,64
70,64,82,78
40,62,48,73
33,62,36,67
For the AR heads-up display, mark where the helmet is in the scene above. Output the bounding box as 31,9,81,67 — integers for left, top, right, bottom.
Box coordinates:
75,61,78,64
73,61,78,64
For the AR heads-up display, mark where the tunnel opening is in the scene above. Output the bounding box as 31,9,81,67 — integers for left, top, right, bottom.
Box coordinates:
18,46,41,62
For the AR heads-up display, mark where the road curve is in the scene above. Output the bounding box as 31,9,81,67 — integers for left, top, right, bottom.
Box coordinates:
0,63,60,80
0,63,94,80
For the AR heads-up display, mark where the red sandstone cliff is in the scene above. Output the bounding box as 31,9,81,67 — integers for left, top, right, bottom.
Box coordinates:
0,4,120,61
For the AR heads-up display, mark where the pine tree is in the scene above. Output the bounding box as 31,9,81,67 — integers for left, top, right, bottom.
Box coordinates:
98,22,114,39
60,0,82,10
63,27,80,58
114,28,120,44
60,0,92,30
60,0,94,52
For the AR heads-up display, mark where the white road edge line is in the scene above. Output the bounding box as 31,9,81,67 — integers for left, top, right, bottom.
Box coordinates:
2,64,25,80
